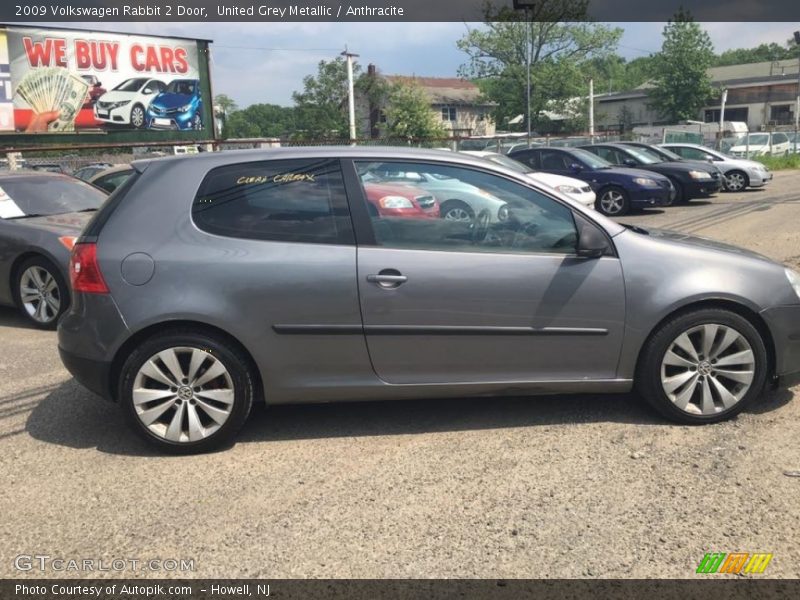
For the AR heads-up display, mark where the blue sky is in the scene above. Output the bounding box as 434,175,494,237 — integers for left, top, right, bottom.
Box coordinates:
32,21,800,107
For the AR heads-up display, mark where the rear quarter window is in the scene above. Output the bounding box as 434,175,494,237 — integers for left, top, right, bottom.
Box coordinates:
192,158,354,245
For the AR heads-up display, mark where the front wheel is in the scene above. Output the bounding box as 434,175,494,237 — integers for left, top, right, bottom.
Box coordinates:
596,186,630,216
725,171,748,192
636,309,768,424
440,200,474,222
14,257,68,330
119,330,255,453
130,104,146,129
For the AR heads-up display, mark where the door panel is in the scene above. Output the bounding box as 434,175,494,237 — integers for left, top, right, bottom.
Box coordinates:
349,158,626,385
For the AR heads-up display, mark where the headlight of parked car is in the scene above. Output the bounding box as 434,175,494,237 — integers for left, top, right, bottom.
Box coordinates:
555,184,581,194
180,104,193,112
633,177,659,188
110,100,130,109
378,196,414,209
786,268,800,300
688,170,713,180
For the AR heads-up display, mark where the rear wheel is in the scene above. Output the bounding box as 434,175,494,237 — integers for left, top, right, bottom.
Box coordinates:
636,308,767,424
14,257,67,330
670,179,686,204
596,186,630,216
119,330,254,453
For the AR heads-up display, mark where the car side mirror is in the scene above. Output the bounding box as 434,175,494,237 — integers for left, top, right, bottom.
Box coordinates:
575,216,609,259
570,163,583,173
623,158,637,167
143,88,153,94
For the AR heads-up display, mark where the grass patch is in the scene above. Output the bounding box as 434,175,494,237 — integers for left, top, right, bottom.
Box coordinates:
759,154,800,171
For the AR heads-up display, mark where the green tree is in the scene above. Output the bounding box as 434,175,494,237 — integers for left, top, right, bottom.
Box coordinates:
714,42,794,67
292,57,360,139
213,93,238,115
223,103,296,138
383,80,446,139
648,12,715,122
456,1,621,129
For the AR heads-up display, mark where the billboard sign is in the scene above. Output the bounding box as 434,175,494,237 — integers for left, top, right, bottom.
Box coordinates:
0,26,209,137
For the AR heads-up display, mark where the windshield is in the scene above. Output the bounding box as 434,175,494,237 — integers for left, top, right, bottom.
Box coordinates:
0,176,106,218
650,146,683,161
166,80,196,95
113,78,147,92
569,148,612,169
624,146,661,164
741,134,770,146
482,154,532,173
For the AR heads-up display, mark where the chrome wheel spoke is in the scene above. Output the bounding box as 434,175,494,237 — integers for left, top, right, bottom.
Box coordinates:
186,404,205,442
715,368,754,384
193,359,227,387
157,349,185,384
713,328,740,358
701,324,718,358
673,375,699,411
165,402,187,441
186,349,207,382
195,388,234,405
195,398,230,424
714,349,754,368
138,398,178,426
663,370,695,394
709,376,740,409
700,378,715,414
140,359,176,387
663,350,695,368
132,387,175,406
674,333,699,361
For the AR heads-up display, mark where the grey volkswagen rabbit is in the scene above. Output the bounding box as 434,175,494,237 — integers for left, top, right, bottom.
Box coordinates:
58,148,800,453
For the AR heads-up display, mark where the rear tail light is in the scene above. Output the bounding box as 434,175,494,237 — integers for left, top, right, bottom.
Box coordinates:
69,243,109,294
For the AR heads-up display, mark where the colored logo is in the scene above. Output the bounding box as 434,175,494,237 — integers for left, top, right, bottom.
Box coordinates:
696,552,773,574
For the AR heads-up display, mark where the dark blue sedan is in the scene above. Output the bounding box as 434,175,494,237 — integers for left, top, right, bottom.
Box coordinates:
509,147,674,216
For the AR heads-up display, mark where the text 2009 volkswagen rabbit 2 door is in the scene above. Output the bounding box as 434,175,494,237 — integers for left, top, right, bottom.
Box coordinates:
58,148,800,453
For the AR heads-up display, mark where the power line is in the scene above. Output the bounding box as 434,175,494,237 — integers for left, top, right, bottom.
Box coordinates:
213,45,342,52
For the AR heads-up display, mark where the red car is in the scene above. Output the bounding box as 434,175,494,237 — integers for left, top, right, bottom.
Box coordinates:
363,182,440,218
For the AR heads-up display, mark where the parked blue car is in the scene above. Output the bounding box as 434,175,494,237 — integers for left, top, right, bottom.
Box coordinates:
509,147,674,216
146,79,203,131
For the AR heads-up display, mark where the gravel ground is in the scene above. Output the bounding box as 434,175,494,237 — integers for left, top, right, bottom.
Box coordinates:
0,171,798,579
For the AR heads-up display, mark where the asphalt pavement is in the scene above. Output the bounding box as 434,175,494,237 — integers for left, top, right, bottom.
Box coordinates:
1,171,798,579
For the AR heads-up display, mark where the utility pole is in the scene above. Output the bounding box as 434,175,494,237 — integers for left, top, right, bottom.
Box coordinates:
794,31,800,153
719,88,728,150
525,9,531,146
588,78,594,142
341,47,359,144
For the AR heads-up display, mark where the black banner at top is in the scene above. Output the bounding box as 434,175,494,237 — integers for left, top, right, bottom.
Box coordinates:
3,0,800,22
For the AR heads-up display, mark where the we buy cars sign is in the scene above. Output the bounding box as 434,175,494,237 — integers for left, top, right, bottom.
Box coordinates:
0,25,202,133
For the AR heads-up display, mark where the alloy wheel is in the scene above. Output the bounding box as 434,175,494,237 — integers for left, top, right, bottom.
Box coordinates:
19,266,60,324
660,323,755,415
131,106,144,128
600,190,624,215
132,346,235,443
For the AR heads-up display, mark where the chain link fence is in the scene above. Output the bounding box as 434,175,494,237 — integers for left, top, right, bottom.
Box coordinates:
1,131,647,176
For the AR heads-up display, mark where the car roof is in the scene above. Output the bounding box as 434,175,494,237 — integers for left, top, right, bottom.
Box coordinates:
88,165,134,181
132,146,507,173
0,171,73,182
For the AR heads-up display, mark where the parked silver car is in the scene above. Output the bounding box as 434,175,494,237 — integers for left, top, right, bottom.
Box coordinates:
661,143,773,192
58,148,800,453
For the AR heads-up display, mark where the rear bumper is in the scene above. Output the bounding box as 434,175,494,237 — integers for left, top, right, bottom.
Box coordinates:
59,347,113,400
761,304,800,388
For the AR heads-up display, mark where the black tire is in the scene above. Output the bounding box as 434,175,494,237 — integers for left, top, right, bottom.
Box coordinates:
440,199,474,222
670,179,686,204
13,256,68,330
119,329,255,454
595,186,631,216
636,308,768,424
130,104,146,129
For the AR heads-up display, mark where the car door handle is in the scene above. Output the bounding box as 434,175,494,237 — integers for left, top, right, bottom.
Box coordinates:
367,270,407,288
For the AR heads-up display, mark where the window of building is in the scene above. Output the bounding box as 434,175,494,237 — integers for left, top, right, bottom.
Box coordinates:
770,104,793,124
441,107,457,122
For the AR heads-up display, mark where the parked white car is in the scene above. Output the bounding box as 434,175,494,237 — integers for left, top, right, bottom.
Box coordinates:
727,132,791,158
661,143,773,192
462,151,596,209
361,166,509,222
94,78,167,129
